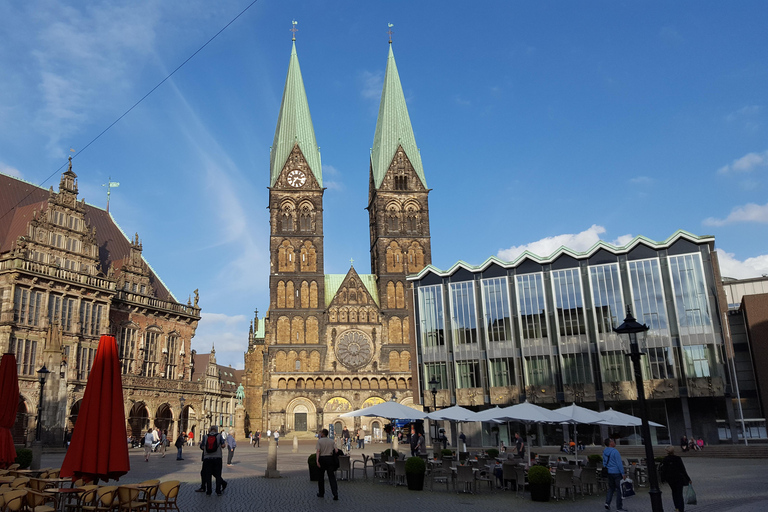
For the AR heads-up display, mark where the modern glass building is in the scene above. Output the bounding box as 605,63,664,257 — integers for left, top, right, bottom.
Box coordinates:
408,231,741,445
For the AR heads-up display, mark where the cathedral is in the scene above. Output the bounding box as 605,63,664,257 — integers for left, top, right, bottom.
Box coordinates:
243,38,431,437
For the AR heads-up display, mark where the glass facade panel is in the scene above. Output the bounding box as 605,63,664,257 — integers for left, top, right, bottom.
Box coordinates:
456,360,481,388
552,269,586,336
590,263,631,382
418,285,445,347
669,254,713,335
516,273,554,387
449,281,478,345
683,345,713,378
481,277,512,343
628,259,669,334
424,362,449,390
489,358,515,387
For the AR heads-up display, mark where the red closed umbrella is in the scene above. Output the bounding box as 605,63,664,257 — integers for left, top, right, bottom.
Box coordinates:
60,335,130,481
0,353,19,469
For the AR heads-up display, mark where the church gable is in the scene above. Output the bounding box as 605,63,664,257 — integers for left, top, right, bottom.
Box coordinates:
274,144,321,190
377,145,427,192
326,268,380,324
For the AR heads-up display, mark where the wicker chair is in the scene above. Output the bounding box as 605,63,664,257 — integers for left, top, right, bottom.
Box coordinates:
393,460,406,486
553,469,575,501
337,456,351,481
429,467,451,492
455,465,475,494
148,481,181,512
352,454,372,480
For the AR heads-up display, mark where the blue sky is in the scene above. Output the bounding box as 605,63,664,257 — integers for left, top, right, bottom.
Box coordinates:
1,1,767,369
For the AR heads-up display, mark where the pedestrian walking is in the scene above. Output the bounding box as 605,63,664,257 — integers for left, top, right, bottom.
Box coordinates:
175,432,186,460
226,430,237,466
143,429,154,462
315,429,339,501
159,429,168,457
255,430,260,447
188,431,194,447
198,425,228,496
274,430,279,446
603,438,628,511
660,445,692,512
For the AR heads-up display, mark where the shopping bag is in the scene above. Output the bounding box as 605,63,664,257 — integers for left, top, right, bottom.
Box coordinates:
686,483,697,505
621,477,636,498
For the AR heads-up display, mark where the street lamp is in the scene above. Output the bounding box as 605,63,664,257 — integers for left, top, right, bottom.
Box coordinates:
614,305,663,512
428,376,439,444
35,365,51,442
179,396,186,433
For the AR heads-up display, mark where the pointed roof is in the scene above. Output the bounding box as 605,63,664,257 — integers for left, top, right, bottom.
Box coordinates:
371,44,426,189
324,266,379,307
270,41,322,187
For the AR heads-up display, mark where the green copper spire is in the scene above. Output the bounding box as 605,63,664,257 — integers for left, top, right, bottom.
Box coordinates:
370,44,426,189
270,41,322,187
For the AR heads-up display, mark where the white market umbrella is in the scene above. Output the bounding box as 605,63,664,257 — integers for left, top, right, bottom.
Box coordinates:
555,403,609,462
473,401,569,466
598,408,665,428
339,400,426,420
425,405,475,422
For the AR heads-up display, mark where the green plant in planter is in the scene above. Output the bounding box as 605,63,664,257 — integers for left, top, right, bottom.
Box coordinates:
383,448,399,459
441,449,454,458
15,448,32,470
486,448,499,458
405,456,426,490
527,465,552,485
307,453,322,482
588,454,602,467
527,465,552,502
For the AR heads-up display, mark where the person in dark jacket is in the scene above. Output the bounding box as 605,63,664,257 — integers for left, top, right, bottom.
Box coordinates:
660,445,692,512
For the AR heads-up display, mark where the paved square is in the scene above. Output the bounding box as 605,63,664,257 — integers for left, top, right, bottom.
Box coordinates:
42,441,768,512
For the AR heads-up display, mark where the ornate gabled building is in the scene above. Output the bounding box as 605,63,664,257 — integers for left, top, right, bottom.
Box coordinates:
243,40,430,437
0,164,207,446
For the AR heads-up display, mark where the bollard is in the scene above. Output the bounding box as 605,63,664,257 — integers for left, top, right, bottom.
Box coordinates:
265,436,281,478
292,435,298,454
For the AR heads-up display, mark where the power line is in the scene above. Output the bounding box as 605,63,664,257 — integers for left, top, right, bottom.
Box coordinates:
0,0,260,223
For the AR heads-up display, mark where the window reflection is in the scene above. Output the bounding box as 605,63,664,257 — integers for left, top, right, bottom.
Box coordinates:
450,281,478,345
418,286,444,347
481,277,512,343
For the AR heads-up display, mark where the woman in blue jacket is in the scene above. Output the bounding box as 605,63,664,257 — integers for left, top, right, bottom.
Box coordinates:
603,438,627,511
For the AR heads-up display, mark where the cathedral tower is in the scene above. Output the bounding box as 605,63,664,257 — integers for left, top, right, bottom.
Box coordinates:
368,43,432,365
267,39,326,350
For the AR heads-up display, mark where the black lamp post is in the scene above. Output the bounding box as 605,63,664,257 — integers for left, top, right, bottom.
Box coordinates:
614,305,663,512
179,396,186,432
428,376,439,444
35,365,51,442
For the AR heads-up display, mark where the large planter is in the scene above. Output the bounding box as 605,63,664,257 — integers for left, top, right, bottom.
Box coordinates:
530,483,551,502
309,461,322,481
406,472,425,491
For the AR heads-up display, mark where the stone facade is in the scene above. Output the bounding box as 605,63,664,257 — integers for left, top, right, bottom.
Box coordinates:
0,165,241,446
243,42,430,437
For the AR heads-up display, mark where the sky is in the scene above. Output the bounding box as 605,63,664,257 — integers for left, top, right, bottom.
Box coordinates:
1,1,767,370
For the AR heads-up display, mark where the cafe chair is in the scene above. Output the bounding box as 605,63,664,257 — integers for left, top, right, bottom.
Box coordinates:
513,467,527,497
553,469,575,501
148,481,180,512
475,469,495,491
429,467,451,492
352,454,372,480
393,460,406,486
25,489,59,512
455,465,475,494
10,477,29,489
2,490,28,512
64,484,99,512
117,486,146,512
81,486,118,512
337,456,351,481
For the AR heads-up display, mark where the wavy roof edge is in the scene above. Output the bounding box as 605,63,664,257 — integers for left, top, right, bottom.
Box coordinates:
407,230,715,280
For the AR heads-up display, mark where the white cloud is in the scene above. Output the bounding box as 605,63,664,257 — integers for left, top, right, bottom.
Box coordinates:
359,70,383,100
323,164,344,191
497,225,632,261
726,105,762,122
0,163,22,178
703,202,768,226
192,312,249,370
629,176,653,186
717,150,768,174
716,250,768,280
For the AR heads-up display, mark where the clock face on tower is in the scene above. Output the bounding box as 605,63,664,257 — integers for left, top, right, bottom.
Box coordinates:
335,329,374,370
287,169,307,188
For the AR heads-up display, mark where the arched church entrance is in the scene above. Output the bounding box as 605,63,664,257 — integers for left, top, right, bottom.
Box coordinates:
128,403,149,440
154,403,174,432
12,398,28,445
286,397,318,432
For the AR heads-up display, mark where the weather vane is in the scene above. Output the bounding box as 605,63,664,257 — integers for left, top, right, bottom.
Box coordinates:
102,177,120,213
387,23,394,44
291,20,298,41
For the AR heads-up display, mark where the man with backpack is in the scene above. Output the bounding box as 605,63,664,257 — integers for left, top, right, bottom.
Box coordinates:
198,425,228,496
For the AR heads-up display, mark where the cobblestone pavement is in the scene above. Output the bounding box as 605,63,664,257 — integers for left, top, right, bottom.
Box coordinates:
41,441,768,512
